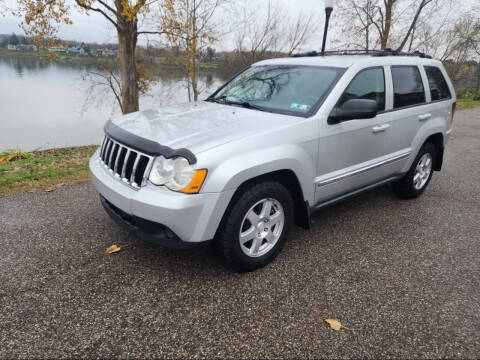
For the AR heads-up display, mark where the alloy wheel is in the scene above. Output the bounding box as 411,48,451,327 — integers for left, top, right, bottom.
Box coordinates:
238,198,285,258
413,153,433,190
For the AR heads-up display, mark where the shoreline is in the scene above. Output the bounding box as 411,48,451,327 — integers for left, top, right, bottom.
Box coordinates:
0,48,219,70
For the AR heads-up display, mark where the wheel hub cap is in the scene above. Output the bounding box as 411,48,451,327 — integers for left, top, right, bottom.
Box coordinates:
413,153,433,190
239,198,285,258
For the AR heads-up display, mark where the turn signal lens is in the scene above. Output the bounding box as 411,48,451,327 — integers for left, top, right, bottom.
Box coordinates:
452,102,456,123
180,169,208,194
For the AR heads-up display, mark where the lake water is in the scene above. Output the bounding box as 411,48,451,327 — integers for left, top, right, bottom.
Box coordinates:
0,56,224,152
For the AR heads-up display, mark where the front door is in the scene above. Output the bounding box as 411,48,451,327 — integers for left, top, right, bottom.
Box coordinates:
315,67,395,204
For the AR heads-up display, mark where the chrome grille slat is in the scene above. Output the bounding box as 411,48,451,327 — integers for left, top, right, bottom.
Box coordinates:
98,136,152,190
141,158,154,186
104,140,113,163
113,145,122,175
121,149,131,180
100,137,107,159
108,143,117,168
130,153,140,185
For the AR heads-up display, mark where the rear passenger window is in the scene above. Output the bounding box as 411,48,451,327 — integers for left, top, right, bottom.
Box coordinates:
425,66,451,101
392,66,425,108
339,67,385,111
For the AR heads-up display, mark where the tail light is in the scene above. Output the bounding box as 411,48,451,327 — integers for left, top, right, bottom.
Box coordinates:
452,102,456,123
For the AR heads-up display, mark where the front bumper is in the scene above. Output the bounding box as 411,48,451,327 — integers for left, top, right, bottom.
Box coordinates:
100,196,198,249
89,150,234,245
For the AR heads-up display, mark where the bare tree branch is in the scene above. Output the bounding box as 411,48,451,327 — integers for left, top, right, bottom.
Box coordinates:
396,0,433,51
75,0,118,29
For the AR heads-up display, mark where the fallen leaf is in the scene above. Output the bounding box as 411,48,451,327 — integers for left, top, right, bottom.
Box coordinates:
105,244,122,254
190,311,199,319
325,318,356,331
325,319,342,331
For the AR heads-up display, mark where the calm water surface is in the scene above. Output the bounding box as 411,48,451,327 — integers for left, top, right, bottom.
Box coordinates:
0,57,223,151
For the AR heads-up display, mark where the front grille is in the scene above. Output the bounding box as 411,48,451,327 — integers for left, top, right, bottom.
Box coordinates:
99,136,153,189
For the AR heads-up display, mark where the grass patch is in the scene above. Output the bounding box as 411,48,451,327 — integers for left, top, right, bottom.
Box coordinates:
456,88,480,110
0,146,97,197
457,99,480,110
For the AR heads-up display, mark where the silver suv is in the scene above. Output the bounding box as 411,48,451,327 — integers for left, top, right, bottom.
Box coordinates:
90,52,456,271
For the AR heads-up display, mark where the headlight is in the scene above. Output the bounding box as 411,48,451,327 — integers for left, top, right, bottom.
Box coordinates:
149,156,207,193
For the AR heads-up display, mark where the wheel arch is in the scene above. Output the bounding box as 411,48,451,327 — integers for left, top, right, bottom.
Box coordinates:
423,132,444,171
215,169,311,234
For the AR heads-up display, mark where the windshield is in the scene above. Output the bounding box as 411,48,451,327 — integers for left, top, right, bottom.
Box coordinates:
209,65,343,116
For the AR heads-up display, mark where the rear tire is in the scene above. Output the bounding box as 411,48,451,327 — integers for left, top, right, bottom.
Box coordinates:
216,181,294,272
393,142,436,199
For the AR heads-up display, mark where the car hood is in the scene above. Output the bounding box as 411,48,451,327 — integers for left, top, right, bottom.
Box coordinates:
109,101,299,155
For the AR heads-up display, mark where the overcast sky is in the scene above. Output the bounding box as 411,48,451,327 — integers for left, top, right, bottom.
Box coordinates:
1,0,330,50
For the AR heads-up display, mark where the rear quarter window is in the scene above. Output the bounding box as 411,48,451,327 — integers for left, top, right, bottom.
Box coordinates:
425,66,451,101
391,66,426,109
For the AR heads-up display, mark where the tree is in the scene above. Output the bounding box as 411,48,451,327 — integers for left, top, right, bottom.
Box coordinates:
205,46,216,62
10,33,19,45
336,0,443,51
160,0,223,101
440,14,480,83
12,0,162,114
232,0,319,67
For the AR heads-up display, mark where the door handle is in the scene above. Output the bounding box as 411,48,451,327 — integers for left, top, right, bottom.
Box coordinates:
372,124,390,133
418,113,432,121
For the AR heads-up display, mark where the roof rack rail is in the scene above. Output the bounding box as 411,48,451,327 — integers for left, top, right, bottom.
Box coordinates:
291,48,432,59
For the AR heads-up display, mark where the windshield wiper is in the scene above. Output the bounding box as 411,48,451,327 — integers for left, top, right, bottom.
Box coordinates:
234,101,268,112
206,95,228,104
222,99,268,112
207,97,269,112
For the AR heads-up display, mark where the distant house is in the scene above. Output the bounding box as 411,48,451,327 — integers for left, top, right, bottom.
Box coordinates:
48,46,66,53
101,48,118,57
67,46,85,54
7,44,18,51
17,44,37,52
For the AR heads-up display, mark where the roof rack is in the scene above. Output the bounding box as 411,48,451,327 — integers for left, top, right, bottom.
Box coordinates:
291,48,432,59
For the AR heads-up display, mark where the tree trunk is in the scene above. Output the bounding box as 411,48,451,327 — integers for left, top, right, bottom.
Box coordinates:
381,0,395,49
192,63,199,101
365,24,370,51
117,20,139,114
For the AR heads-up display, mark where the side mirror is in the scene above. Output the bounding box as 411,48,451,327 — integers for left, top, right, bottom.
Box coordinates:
328,99,378,124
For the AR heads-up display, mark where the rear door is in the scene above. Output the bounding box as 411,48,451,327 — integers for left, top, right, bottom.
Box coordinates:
385,65,429,173
315,67,393,204
422,65,454,132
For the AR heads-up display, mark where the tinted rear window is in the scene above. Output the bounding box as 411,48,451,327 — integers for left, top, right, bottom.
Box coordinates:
392,66,425,108
425,66,451,101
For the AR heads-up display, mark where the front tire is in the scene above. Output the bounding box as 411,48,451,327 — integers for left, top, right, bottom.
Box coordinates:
216,181,294,272
393,142,436,199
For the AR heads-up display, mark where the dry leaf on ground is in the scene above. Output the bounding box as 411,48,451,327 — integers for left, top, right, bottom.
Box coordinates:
325,319,342,331
325,318,356,331
105,244,122,254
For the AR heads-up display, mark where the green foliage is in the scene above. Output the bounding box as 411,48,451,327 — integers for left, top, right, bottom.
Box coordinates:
456,88,480,100
0,149,34,162
9,33,19,45
0,146,97,196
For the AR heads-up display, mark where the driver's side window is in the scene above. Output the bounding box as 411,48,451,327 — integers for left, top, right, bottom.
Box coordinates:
338,67,385,111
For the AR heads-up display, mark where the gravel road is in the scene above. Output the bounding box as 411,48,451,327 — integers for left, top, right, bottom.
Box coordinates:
1,109,479,358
